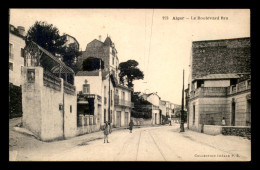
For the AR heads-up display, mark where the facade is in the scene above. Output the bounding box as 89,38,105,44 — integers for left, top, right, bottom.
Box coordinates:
9,24,26,86
64,34,80,51
22,41,77,141
75,36,133,132
141,93,161,125
186,38,251,132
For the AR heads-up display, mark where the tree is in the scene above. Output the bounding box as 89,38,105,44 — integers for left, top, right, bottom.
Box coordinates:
26,21,67,56
118,60,144,88
61,43,82,73
26,21,80,71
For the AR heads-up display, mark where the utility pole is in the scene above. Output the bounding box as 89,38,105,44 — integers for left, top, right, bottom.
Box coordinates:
108,66,111,123
180,69,185,132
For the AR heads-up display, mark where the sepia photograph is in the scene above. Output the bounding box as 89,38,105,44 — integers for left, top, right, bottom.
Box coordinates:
9,8,251,161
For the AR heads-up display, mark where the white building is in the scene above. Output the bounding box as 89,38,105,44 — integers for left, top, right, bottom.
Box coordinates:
9,25,26,86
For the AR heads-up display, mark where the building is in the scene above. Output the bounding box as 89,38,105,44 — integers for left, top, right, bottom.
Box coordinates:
22,41,77,141
140,92,162,125
75,36,133,132
9,24,26,86
64,34,80,50
186,37,251,132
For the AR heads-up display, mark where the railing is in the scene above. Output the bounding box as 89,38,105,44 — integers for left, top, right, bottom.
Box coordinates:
78,114,97,127
9,53,14,59
227,79,251,95
64,80,76,95
43,70,61,91
190,87,227,99
152,105,160,110
114,98,132,107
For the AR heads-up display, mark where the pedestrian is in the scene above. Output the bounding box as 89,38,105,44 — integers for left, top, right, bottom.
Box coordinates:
222,117,226,126
104,121,109,143
129,119,134,133
108,122,112,134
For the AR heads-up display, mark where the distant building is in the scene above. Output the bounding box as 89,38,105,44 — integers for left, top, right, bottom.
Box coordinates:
140,92,162,125
64,34,80,50
9,24,26,86
186,37,251,132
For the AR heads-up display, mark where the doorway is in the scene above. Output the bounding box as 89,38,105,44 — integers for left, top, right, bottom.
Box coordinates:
116,111,121,127
125,112,129,126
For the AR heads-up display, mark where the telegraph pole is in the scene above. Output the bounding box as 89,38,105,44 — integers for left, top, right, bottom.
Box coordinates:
108,66,111,123
180,69,185,132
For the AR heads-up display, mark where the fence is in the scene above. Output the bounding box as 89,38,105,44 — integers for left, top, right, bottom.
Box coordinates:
43,70,61,91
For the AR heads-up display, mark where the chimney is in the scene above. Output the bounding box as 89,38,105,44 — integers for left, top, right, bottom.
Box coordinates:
99,35,102,41
17,26,25,36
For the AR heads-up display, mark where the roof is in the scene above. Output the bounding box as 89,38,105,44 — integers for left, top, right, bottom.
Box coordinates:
193,74,240,81
104,37,113,46
25,41,75,74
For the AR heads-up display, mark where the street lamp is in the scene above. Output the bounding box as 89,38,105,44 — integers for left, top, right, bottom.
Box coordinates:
180,69,185,132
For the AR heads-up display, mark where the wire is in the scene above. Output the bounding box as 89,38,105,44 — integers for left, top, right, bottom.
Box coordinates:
144,10,147,83
147,9,154,83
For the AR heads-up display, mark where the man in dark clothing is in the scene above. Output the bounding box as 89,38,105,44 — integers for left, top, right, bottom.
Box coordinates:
129,119,134,133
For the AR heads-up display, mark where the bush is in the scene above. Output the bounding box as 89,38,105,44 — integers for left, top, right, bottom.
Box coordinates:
9,83,23,118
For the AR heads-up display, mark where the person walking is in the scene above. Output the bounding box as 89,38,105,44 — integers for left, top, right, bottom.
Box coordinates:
104,121,110,143
222,117,226,126
129,119,134,133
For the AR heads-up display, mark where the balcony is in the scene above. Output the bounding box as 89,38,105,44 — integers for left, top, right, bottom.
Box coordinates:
114,95,133,107
190,87,227,99
78,93,102,103
189,79,251,99
227,79,251,95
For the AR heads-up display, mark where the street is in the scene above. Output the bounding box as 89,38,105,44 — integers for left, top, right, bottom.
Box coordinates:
9,118,250,161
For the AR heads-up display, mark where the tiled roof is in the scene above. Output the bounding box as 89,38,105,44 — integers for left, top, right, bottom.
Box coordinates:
194,74,240,81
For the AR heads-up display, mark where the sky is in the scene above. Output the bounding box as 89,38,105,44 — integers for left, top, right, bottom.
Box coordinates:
10,9,250,104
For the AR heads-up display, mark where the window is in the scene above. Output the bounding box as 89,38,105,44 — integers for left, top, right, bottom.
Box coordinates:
122,91,125,101
70,105,72,113
104,86,106,97
112,56,114,65
9,43,13,53
104,109,106,123
9,62,13,71
193,105,195,125
9,43,13,59
21,48,25,58
83,84,90,94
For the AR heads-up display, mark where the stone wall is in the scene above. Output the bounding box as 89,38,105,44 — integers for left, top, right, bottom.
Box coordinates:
222,126,251,139
131,117,153,126
192,38,250,79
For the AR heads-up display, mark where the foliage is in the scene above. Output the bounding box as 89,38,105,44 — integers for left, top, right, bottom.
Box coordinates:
9,83,22,118
131,92,153,119
26,21,80,71
26,21,67,56
161,115,170,125
131,110,152,119
118,60,144,88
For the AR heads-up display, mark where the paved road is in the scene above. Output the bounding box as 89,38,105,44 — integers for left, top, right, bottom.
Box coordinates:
43,125,250,161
